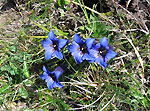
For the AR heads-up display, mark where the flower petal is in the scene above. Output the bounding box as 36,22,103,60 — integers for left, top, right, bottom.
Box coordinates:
82,53,94,61
53,81,64,88
67,41,80,53
95,56,107,68
53,71,62,80
88,49,99,58
48,30,55,40
52,50,63,59
43,66,49,73
95,43,101,49
85,38,94,49
40,72,48,80
73,33,84,44
72,51,83,64
58,39,67,49
55,66,64,75
100,37,109,49
45,49,54,60
105,50,117,61
41,39,53,50
46,77,54,90
88,59,94,63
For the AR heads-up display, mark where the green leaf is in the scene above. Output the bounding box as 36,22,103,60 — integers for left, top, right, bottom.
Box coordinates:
23,55,30,78
10,45,17,52
55,98,70,111
9,61,18,75
142,98,147,107
79,26,85,30
18,87,28,99
58,0,61,6
0,84,10,94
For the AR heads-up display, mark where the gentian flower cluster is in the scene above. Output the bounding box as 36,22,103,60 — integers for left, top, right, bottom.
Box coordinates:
40,30,117,90
89,37,117,68
40,66,64,90
67,34,95,64
41,30,67,60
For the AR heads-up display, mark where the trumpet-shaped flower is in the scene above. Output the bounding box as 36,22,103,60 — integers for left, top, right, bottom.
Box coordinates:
41,30,67,60
89,37,117,68
67,34,95,64
40,66,64,90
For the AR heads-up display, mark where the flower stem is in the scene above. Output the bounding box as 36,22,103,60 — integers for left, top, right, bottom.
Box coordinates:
63,52,77,73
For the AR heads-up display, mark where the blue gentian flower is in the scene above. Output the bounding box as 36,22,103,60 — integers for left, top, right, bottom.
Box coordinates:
89,37,117,68
67,33,95,64
41,30,67,60
40,66,64,90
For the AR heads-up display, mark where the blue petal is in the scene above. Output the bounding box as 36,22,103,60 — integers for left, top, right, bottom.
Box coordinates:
88,49,99,58
46,77,54,90
43,66,49,73
45,49,54,60
73,33,84,44
95,43,101,49
58,39,67,49
53,81,64,88
105,50,117,61
52,50,63,59
100,37,109,49
44,46,54,52
85,38,94,49
82,53,95,61
41,39,53,50
53,71,62,80
67,41,80,53
48,30,55,40
54,66,64,75
72,51,83,64
95,56,107,68
40,72,48,80
91,43,100,50
88,59,94,63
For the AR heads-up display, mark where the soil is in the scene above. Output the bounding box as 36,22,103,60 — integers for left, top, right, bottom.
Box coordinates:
0,0,23,39
1,0,149,38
